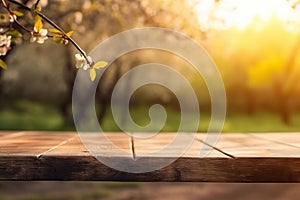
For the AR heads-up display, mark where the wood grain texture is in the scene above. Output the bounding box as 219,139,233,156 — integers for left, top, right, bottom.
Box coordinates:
0,131,300,182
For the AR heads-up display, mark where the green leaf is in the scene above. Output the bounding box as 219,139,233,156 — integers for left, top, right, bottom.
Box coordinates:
8,30,22,39
12,10,24,17
66,30,74,38
0,59,7,70
53,35,64,44
90,68,96,81
49,29,63,35
93,61,108,69
34,16,43,32
35,6,42,12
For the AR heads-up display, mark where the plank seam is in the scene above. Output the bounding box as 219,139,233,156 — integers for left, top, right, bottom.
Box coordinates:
195,138,236,159
36,135,77,159
130,136,136,160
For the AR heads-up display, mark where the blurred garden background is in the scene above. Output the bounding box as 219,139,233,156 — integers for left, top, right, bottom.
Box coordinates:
2,0,300,132
1,0,300,199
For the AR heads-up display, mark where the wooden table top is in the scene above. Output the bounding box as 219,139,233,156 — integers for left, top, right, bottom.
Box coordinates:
0,131,300,182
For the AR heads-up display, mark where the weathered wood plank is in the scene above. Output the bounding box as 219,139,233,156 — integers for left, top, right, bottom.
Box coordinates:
1,156,300,182
132,133,230,158
0,132,75,155
0,132,300,182
41,134,87,156
250,133,300,149
76,133,133,157
0,131,24,138
204,133,300,157
43,133,133,157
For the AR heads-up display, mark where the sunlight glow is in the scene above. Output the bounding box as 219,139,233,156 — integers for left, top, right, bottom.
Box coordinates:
196,0,299,30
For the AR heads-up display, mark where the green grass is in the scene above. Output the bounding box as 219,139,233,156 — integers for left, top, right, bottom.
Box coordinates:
101,106,184,132
1,100,300,132
0,100,65,131
102,106,300,132
223,112,300,132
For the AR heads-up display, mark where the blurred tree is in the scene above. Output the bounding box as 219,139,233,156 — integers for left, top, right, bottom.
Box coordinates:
0,0,203,126
65,0,203,125
207,14,300,124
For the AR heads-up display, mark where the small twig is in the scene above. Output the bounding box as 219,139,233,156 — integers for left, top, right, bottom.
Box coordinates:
4,0,31,12
13,18,31,32
5,0,92,66
37,12,91,64
1,0,30,32
34,0,41,9
1,0,7,7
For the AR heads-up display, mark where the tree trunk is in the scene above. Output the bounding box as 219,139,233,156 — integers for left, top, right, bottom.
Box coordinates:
246,88,255,115
275,81,290,125
60,47,77,128
0,69,2,98
96,61,122,125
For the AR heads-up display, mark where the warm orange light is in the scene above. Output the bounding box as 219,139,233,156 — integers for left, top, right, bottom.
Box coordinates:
195,0,298,30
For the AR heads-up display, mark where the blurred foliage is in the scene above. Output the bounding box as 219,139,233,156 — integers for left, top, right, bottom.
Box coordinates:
3,99,300,132
2,0,300,130
0,98,65,130
205,15,300,123
1,0,203,102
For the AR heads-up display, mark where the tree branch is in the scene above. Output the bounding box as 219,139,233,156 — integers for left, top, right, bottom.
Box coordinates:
4,0,92,66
